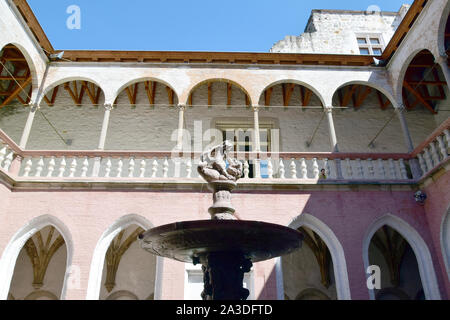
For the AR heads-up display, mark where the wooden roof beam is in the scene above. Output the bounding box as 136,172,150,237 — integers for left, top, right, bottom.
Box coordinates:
264,87,273,106
0,76,31,108
403,81,437,114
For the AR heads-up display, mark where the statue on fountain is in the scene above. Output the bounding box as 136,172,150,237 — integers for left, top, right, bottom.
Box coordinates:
197,141,243,220
197,140,243,183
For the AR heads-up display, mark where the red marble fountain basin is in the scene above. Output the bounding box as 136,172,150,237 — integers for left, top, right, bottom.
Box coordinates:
139,220,303,263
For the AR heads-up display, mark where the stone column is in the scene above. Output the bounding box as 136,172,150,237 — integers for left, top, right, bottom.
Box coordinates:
176,104,186,151
325,107,343,179
19,105,37,148
253,106,261,178
435,54,450,90
325,106,338,152
97,103,112,150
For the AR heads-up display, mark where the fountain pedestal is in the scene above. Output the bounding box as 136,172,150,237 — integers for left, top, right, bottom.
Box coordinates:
139,141,304,300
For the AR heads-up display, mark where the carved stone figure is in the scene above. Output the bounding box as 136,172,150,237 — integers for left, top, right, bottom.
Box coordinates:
197,141,243,220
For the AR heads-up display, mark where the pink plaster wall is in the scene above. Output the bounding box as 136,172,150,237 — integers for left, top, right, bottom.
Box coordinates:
0,184,447,300
423,169,450,298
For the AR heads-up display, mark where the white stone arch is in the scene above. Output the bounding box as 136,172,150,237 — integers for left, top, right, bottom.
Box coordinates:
331,80,399,109
363,213,441,300
257,79,326,107
183,78,252,106
39,76,107,106
394,48,440,104
287,213,351,300
0,214,73,300
437,0,450,57
0,42,40,103
86,214,163,300
440,204,450,282
113,77,179,105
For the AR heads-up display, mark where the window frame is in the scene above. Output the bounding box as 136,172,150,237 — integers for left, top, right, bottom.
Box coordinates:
355,33,384,56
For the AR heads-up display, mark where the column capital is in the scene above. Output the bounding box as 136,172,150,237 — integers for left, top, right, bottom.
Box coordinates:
252,105,259,112
104,103,113,111
324,106,333,113
29,102,39,112
177,104,186,111
435,53,448,65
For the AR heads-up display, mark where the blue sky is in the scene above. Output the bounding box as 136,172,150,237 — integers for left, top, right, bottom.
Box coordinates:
28,0,413,52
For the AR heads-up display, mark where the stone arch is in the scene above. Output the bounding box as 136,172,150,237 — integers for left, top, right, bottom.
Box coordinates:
362,214,441,300
331,80,398,109
24,290,59,300
257,79,326,107
0,42,39,103
114,77,179,106
105,290,139,300
86,214,162,300
39,77,106,106
185,78,252,106
287,213,351,300
440,205,450,281
0,214,73,300
437,0,450,58
295,287,330,300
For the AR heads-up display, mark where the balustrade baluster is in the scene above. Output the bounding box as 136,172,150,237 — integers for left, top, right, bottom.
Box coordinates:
0,146,6,166
139,159,146,178
356,158,364,178
243,161,249,179
388,158,396,179
423,148,433,170
186,159,192,178
35,156,44,177
69,158,77,177
116,158,123,178
163,158,169,178
346,158,353,179
58,157,66,177
323,158,331,179
290,159,297,179
378,159,386,179
417,153,427,175
312,158,319,179
436,135,448,160
151,159,158,178
399,159,408,179
267,158,273,179
24,158,32,177
429,141,440,165
81,157,89,177
105,158,112,177
279,159,285,179
3,151,13,171
367,159,375,178
128,157,135,178
47,157,56,177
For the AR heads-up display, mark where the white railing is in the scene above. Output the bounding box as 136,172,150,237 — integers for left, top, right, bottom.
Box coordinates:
0,119,448,183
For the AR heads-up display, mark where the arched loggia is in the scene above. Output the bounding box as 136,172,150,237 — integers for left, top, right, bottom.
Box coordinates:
400,49,449,148
27,78,106,150
0,43,34,144
331,82,406,153
105,79,179,151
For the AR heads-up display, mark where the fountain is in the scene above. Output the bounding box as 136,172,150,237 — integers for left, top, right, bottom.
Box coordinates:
139,141,304,300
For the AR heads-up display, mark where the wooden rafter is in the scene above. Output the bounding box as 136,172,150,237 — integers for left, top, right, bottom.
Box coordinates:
376,91,391,109
16,84,32,105
63,81,85,106
208,82,212,106
43,86,59,106
82,81,101,105
264,87,273,106
0,76,31,108
125,83,139,105
282,83,295,107
403,81,437,114
354,86,372,108
227,83,232,106
145,81,157,105
300,86,312,106
341,85,358,106
166,86,174,105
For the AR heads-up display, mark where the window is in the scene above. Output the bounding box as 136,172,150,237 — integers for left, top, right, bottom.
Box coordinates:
185,264,254,300
356,34,384,56
215,121,275,178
